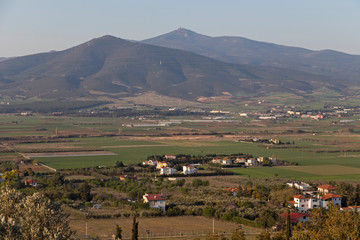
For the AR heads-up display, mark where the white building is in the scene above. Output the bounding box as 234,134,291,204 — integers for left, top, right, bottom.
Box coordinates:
321,194,342,209
160,167,177,176
183,165,198,175
292,193,342,212
221,159,232,165
287,182,312,191
293,195,320,212
234,157,246,164
245,158,258,167
143,193,167,212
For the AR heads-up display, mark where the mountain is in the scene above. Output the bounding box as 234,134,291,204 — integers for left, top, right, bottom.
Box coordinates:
142,28,360,82
0,57,7,62
0,35,348,101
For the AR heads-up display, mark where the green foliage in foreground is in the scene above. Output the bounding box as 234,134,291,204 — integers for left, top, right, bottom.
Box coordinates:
0,186,73,239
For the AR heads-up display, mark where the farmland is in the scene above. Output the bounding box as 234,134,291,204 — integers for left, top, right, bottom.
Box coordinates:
1,112,360,181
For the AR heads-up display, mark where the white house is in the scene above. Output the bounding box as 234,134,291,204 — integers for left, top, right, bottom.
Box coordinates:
142,160,158,166
317,185,337,194
321,194,342,209
234,157,246,164
221,159,232,165
293,195,320,212
245,158,258,167
211,158,222,164
287,182,312,191
160,167,177,176
292,193,342,212
183,165,198,175
164,155,176,160
143,193,167,212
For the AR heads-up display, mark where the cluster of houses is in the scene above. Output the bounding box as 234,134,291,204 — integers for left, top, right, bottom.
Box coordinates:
287,183,345,213
142,156,198,176
211,156,279,167
142,154,281,176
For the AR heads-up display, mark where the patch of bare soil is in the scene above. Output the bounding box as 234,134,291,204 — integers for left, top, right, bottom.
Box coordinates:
25,151,115,157
123,91,199,107
19,164,49,172
120,134,250,142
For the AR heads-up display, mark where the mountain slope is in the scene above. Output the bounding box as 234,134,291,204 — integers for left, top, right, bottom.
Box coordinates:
142,28,360,82
0,35,346,100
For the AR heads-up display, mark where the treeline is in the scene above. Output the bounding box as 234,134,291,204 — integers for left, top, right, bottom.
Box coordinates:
75,108,211,117
0,100,107,113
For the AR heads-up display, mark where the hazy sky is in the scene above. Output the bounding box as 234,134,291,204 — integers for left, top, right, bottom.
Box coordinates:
1,0,359,57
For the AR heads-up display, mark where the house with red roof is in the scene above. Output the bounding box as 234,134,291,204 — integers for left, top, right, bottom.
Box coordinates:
292,193,342,212
224,187,239,197
24,179,37,187
341,205,360,212
293,195,320,212
321,193,342,209
143,193,167,212
317,185,337,194
281,212,311,224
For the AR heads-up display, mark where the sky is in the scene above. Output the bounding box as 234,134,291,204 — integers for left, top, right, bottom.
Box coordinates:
0,0,359,57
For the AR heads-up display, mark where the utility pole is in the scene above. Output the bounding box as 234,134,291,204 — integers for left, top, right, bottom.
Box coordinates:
213,217,215,235
85,221,88,238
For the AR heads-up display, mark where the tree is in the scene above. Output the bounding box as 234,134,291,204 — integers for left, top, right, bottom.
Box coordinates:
256,230,271,240
114,224,122,240
80,181,92,202
291,203,360,239
115,161,124,168
231,229,245,240
0,185,73,239
285,210,291,240
131,216,138,240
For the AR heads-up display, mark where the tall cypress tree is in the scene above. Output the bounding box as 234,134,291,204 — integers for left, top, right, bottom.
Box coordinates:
285,210,292,240
115,224,122,240
132,216,138,240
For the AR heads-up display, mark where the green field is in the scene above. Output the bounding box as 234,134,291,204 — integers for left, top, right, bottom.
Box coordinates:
2,114,360,180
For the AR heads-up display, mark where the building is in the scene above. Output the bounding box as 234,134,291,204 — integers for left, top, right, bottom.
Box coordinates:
183,165,198,175
287,182,312,191
321,194,342,209
281,212,311,224
234,157,246,164
156,162,168,169
317,185,337,194
245,158,258,167
292,193,342,212
211,158,222,164
142,160,158,166
341,205,360,212
164,155,176,160
221,159,232,165
224,187,238,197
143,193,167,212
293,195,320,212
24,179,37,187
160,167,177,176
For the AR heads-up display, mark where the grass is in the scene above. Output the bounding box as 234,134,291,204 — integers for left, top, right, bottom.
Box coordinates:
69,215,258,239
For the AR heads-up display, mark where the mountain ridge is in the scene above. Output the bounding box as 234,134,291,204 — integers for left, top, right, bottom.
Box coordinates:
0,34,353,101
142,28,360,82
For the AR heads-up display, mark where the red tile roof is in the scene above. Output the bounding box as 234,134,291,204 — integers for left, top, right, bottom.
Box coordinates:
224,187,238,192
281,212,311,222
317,185,337,191
293,195,308,199
322,193,342,200
144,194,167,201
